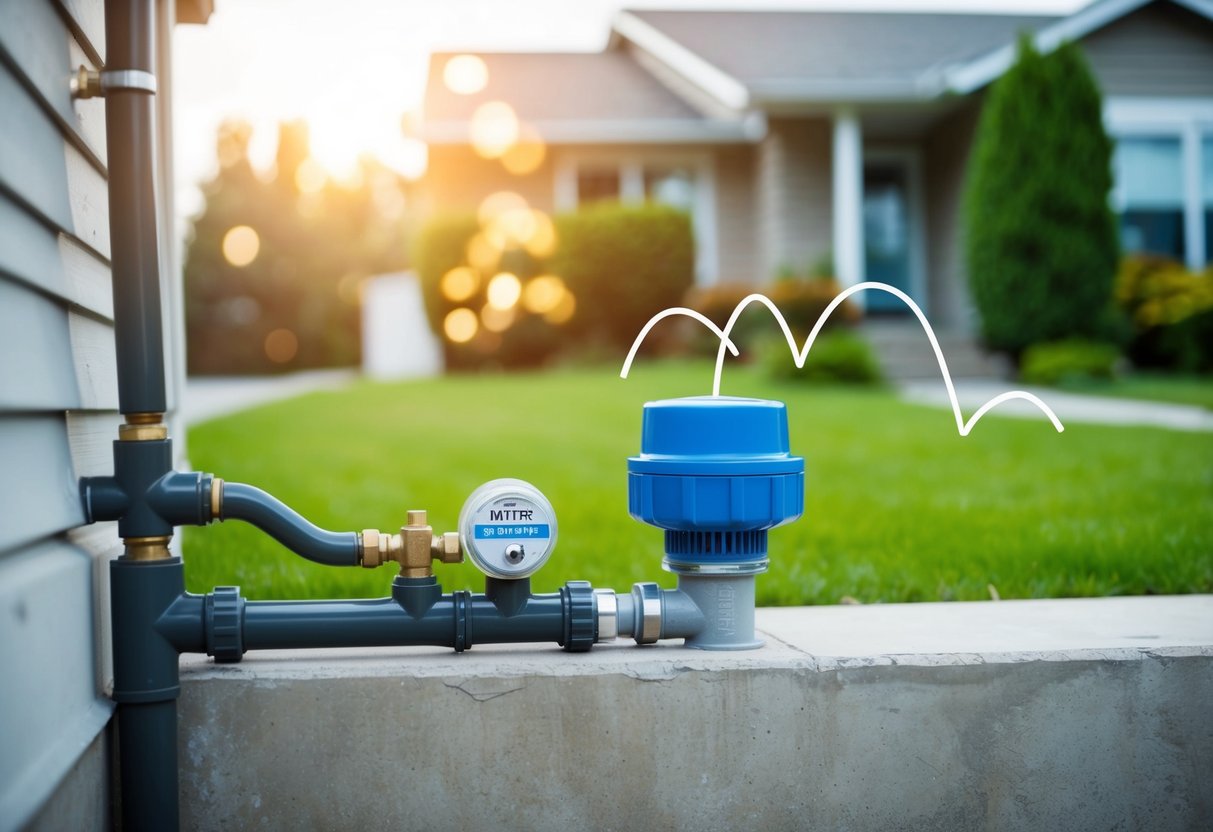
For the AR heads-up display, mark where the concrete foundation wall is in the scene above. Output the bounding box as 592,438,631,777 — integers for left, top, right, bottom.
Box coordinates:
177,596,1213,831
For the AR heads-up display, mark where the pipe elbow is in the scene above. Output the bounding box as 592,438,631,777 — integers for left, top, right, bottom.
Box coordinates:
219,482,360,567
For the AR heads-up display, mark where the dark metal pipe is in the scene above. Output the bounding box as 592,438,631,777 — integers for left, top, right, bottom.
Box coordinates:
115,702,178,832
105,0,166,416
241,594,567,651
110,558,184,832
220,482,360,566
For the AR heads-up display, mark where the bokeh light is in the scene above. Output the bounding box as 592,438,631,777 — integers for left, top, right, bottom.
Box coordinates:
501,123,546,175
466,233,501,272
443,55,489,95
544,291,576,324
294,158,326,194
263,328,298,363
222,225,260,267
486,272,522,310
379,136,428,181
477,191,528,226
440,267,479,302
522,275,567,314
470,101,519,159
443,308,478,343
480,303,516,333
522,210,557,258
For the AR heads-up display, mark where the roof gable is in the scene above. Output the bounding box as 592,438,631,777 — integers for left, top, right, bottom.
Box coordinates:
623,9,1057,103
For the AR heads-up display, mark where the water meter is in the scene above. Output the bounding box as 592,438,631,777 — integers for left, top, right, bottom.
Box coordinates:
458,478,558,579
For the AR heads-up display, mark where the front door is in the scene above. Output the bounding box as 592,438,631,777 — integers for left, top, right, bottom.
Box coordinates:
863,161,916,314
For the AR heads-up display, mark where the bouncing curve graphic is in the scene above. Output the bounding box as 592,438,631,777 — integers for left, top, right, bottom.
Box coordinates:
620,281,1065,436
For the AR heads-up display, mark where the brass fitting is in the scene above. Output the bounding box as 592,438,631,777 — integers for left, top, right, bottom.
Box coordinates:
210,477,224,521
359,510,464,575
124,535,172,561
70,65,102,99
400,510,435,578
433,531,462,564
118,412,167,442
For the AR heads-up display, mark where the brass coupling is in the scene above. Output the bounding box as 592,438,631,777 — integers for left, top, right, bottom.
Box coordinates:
210,477,224,521
361,510,462,576
118,412,167,442
123,535,172,561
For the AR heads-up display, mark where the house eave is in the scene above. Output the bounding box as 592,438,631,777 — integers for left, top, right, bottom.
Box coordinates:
611,10,751,111
748,78,949,106
421,116,767,146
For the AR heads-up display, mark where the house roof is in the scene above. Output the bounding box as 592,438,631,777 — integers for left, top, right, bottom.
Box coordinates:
420,0,1213,143
621,10,1058,103
425,51,702,123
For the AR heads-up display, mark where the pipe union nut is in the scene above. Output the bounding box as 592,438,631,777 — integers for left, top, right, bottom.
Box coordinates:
432,531,462,564
361,529,384,568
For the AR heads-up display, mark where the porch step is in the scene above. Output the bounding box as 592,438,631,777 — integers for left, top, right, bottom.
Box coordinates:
859,320,1011,380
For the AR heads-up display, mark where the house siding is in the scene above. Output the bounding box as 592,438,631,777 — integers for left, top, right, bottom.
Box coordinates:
715,145,757,283
0,0,183,828
1081,2,1213,98
923,98,983,331
755,117,832,282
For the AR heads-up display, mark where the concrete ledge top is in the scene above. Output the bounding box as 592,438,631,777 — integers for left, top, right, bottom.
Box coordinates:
179,595,1213,682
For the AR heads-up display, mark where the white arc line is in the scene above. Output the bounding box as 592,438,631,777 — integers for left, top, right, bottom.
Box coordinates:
619,306,740,371
620,281,1065,436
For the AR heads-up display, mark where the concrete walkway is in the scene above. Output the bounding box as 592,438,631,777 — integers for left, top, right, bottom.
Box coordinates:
900,378,1213,432
182,368,356,426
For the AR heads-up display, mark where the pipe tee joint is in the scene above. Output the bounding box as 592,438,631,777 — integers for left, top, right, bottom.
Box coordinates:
361,510,462,577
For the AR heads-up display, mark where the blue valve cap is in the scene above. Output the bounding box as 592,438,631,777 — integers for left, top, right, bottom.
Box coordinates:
627,397,804,567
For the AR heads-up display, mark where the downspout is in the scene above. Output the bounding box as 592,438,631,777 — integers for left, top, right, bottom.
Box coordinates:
99,0,180,829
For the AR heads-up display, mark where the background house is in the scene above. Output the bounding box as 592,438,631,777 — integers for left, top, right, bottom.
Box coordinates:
419,0,1213,333
0,1,207,827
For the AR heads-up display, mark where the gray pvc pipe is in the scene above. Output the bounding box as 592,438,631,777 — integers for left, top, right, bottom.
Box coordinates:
106,0,166,416
220,482,360,566
675,575,762,650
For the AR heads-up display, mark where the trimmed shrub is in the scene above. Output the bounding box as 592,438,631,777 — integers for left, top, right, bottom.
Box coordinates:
411,213,563,370
760,330,883,385
550,202,694,355
1020,338,1120,386
1115,255,1213,372
964,37,1119,358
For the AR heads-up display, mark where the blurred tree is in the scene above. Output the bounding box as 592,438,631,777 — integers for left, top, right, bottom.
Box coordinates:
184,119,415,374
964,37,1120,359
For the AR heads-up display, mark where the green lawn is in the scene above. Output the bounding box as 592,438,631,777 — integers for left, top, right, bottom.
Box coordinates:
184,361,1213,605
1057,373,1213,410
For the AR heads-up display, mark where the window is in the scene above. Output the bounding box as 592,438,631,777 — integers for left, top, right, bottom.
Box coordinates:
576,167,620,205
1114,137,1185,259
1105,98,1213,268
644,166,695,211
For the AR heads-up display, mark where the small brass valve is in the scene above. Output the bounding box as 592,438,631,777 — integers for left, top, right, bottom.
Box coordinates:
360,510,462,577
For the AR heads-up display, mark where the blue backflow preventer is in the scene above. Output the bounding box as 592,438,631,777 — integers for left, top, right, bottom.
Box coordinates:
627,396,805,574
